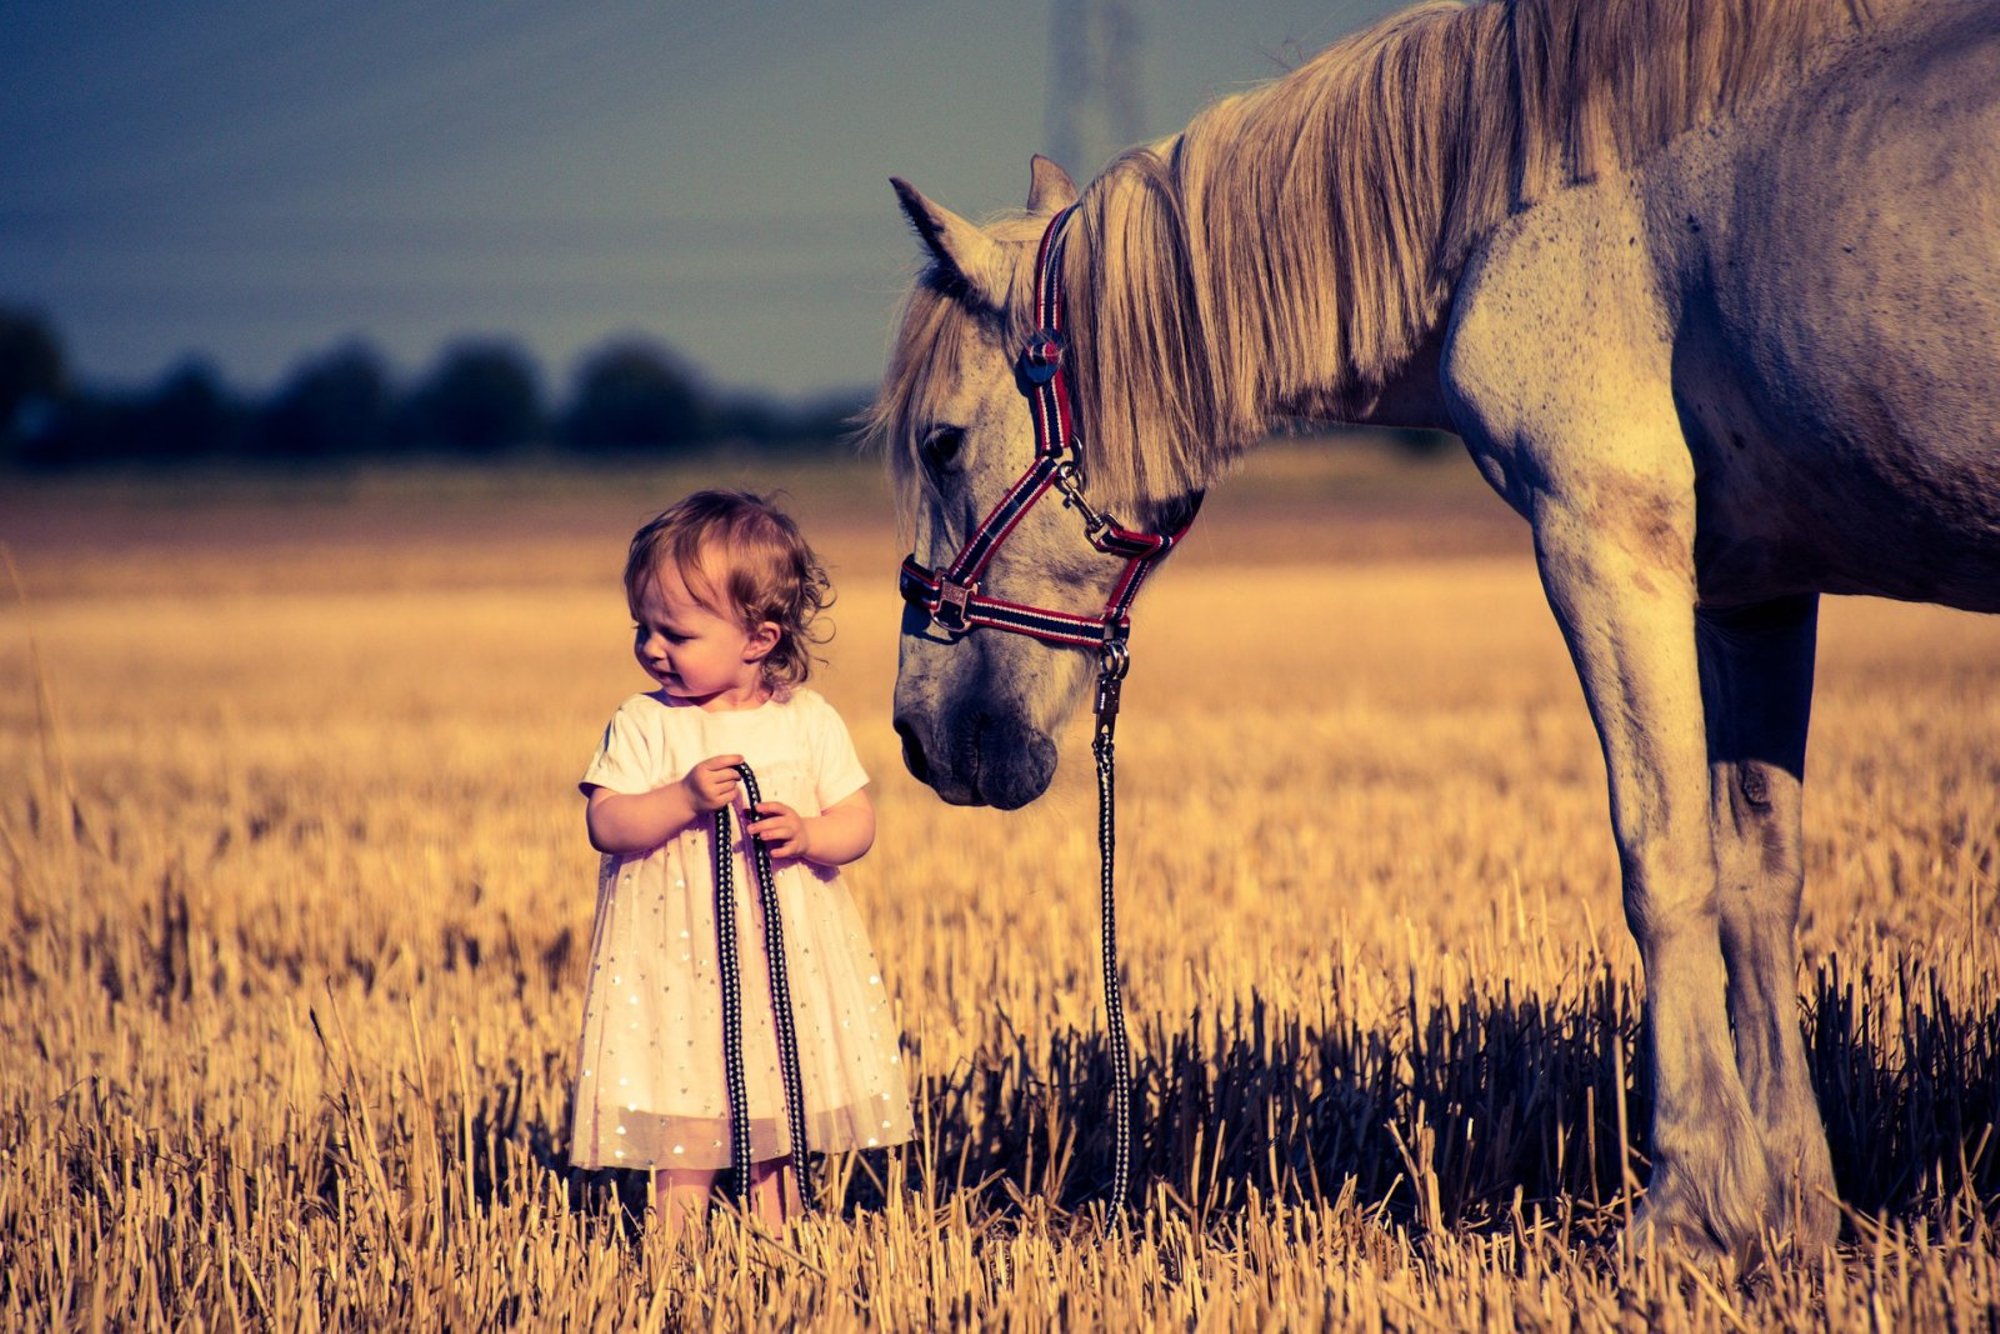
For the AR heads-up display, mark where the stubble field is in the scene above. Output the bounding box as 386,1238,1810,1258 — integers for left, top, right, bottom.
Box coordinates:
2,443,1996,1329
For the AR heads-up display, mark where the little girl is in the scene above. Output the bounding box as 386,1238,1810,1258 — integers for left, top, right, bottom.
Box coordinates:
569,489,914,1231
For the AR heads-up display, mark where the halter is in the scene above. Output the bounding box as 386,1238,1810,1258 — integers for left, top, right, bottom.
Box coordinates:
897,205,1203,1211
898,205,1200,700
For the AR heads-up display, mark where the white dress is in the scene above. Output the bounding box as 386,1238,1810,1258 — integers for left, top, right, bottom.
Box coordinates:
568,687,914,1171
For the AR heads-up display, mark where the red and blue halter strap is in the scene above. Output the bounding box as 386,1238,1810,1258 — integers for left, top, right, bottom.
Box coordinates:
899,205,1199,649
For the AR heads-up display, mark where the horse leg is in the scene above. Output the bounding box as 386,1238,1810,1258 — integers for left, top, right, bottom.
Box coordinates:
1445,182,1785,1254
1528,486,1775,1258
1697,595,1838,1249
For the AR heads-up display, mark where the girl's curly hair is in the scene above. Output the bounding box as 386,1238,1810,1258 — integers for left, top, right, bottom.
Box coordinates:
623,490,832,689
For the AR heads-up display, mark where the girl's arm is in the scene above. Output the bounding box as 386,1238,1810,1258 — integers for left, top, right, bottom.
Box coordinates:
585,754,744,855
744,788,875,867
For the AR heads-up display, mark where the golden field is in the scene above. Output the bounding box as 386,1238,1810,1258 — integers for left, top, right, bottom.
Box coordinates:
2,443,1996,1329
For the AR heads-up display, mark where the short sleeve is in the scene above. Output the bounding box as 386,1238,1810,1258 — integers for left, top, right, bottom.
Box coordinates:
580,696,665,796
808,694,869,808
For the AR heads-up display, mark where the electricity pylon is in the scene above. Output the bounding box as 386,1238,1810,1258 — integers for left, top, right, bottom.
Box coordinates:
1046,0,1145,181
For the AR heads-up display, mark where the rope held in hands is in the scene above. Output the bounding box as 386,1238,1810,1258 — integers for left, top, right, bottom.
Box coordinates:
712,732,1132,1215
712,761,815,1211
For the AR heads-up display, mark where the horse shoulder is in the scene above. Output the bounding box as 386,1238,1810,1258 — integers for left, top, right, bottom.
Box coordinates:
1442,181,1689,531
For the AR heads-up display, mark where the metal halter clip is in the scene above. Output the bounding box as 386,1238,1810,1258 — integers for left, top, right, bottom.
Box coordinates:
931,577,976,634
1094,637,1131,728
1055,460,1117,547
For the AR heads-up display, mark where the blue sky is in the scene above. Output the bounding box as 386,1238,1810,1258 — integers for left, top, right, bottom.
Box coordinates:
0,1,1398,400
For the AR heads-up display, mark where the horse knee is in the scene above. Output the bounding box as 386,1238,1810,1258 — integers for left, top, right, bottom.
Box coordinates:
1617,831,1722,949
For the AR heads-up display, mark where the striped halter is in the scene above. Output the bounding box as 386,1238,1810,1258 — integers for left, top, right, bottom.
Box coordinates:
897,204,1201,721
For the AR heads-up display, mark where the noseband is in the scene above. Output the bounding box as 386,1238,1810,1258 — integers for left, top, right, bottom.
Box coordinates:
896,205,1204,1212
897,204,1201,727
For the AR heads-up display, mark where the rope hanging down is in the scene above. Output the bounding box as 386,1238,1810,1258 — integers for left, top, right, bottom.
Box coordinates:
712,761,815,1211
1093,644,1134,1209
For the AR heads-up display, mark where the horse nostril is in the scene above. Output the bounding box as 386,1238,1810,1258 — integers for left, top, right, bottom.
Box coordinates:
893,717,930,783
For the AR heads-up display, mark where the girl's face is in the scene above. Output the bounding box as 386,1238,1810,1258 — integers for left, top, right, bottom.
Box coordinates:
630,557,780,710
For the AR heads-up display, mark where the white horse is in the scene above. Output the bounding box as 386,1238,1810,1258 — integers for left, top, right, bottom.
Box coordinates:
872,0,1998,1256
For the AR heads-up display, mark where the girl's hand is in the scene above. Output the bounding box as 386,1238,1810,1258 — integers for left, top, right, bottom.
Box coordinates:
744,801,811,860
681,755,744,813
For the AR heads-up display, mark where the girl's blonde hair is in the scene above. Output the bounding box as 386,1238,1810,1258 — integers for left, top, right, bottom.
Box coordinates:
624,490,832,688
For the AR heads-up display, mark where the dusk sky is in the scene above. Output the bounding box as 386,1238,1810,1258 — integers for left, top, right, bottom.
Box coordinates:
1,1,1399,402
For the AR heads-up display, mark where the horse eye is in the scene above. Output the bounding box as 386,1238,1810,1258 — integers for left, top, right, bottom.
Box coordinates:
920,425,965,471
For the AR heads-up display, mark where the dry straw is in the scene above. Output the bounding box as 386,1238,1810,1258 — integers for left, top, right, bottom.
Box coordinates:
1,473,1995,1326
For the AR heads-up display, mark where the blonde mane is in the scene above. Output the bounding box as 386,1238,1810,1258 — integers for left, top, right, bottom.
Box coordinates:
879,0,1904,513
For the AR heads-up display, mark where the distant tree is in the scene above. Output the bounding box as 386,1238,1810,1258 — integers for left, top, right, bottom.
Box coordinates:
712,392,785,447
400,339,542,454
22,395,135,468
712,387,869,450
132,358,243,460
258,341,393,459
1383,426,1455,456
786,388,871,447
562,337,709,453
0,305,68,463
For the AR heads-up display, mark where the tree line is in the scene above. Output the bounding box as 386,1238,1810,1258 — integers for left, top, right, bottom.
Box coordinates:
0,305,869,470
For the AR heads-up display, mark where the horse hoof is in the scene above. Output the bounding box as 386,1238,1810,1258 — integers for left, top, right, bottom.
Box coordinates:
1624,1195,1729,1263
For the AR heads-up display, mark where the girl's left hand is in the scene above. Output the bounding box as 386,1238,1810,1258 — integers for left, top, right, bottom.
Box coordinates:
744,801,812,860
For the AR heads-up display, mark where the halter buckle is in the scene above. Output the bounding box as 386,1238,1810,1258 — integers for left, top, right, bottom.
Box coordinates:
1017,329,1065,385
932,577,977,634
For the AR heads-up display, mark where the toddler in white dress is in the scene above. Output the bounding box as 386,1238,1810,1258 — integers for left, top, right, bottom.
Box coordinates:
571,490,913,1231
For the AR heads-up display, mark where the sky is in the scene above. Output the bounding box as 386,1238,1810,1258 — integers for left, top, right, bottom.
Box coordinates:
0,1,1400,402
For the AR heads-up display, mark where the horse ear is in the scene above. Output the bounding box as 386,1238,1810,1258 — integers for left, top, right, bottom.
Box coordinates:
1026,155,1078,213
891,177,1007,310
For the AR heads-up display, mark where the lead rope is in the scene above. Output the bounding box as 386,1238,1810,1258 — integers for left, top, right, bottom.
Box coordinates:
712,762,815,1212
1093,643,1134,1212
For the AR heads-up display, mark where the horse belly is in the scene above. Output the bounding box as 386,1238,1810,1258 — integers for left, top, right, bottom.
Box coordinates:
1666,3,2000,612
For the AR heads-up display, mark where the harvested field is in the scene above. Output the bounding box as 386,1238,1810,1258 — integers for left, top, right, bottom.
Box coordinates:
3,441,1996,1328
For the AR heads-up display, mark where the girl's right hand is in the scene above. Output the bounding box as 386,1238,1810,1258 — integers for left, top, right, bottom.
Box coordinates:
681,755,745,813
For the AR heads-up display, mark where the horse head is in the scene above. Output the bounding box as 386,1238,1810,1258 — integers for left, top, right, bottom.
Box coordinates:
874,157,1199,809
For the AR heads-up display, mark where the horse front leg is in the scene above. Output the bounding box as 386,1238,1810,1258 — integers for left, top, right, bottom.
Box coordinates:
1698,595,1838,1250
1530,484,1775,1259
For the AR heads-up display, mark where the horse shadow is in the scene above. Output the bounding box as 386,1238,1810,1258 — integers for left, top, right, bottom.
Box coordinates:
457,957,1994,1240
904,959,1998,1235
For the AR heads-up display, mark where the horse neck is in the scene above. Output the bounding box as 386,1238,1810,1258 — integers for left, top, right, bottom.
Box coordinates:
1180,3,1516,423
1063,0,1902,507
1065,4,1503,499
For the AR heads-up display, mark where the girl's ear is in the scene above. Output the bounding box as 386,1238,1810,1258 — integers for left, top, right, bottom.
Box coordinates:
743,621,782,664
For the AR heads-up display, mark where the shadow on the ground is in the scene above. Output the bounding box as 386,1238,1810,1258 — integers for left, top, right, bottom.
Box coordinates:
500,956,1996,1240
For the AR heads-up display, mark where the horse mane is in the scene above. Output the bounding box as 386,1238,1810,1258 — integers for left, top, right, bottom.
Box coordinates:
876,0,1904,515
1070,0,1898,510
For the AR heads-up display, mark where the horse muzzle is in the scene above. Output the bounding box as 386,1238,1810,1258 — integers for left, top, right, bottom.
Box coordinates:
892,705,1056,809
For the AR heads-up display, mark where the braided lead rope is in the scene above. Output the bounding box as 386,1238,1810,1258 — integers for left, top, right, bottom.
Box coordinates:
711,795,753,1202
1094,647,1134,1212
736,763,816,1212
712,762,816,1212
